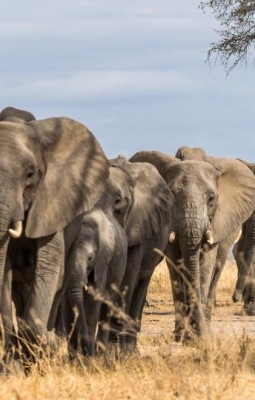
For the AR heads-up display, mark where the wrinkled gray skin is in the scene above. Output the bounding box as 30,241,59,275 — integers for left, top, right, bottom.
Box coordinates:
0,112,109,352
63,208,127,356
105,156,173,349
130,148,255,341
232,160,255,314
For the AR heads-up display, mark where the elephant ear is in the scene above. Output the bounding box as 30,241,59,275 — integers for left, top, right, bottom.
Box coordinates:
126,155,174,246
25,118,109,238
175,146,208,161
130,150,180,184
0,106,36,123
207,157,255,243
237,159,255,176
92,210,116,286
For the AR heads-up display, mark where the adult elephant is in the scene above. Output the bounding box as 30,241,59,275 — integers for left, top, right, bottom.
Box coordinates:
130,150,255,340
0,117,109,350
176,147,255,317
0,106,36,122
105,156,173,349
175,146,243,321
232,160,255,314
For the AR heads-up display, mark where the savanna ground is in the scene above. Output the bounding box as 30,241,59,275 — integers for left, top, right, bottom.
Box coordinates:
1,260,255,400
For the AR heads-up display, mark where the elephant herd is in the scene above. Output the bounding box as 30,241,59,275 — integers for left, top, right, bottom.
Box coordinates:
0,106,254,364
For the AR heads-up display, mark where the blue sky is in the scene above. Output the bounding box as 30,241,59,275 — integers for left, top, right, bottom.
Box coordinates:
0,1,254,160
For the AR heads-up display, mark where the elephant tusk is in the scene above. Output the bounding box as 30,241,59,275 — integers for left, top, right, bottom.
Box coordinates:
234,228,242,244
206,230,214,245
9,220,23,239
169,231,176,243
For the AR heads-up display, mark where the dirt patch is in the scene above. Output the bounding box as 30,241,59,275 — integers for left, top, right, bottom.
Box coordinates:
138,259,255,356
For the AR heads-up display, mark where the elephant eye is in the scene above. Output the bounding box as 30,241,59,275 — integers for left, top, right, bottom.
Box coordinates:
115,195,122,205
27,171,35,179
26,164,36,180
207,193,216,205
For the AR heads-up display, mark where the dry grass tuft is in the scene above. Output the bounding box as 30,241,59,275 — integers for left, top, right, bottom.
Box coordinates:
1,259,255,399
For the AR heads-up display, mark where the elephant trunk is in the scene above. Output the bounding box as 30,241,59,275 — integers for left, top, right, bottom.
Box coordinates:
0,185,26,321
178,202,207,336
233,213,255,302
0,208,12,310
68,280,94,356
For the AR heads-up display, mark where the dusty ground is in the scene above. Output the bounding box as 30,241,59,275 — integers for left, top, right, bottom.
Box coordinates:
139,259,255,354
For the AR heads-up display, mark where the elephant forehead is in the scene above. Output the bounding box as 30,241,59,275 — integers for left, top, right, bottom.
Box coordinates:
109,165,132,184
177,160,217,181
0,125,36,165
84,209,116,253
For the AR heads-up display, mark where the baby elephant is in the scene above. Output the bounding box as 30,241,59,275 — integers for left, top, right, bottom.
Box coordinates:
65,208,128,356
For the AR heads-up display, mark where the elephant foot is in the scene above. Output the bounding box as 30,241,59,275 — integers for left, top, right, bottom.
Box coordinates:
204,306,213,322
68,336,96,358
174,330,193,343
232,289,242,303
244,302,255,316
173,322,191,343
174,318,210,343
118,333,139,355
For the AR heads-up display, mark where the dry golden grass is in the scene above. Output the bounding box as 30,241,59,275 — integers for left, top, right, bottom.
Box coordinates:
1,259,255,400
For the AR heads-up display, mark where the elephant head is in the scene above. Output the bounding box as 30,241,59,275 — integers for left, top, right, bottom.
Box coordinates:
0,117,109,313
0,106,36,123
108,155,173,247
130,150,255,337
98,159,134,228
175,146,208,161
73,209,116,288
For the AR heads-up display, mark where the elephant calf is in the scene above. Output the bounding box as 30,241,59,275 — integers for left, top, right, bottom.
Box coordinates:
64,207,128,356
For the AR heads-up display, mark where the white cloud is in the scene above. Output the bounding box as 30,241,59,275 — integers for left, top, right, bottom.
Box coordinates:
1,70,194,104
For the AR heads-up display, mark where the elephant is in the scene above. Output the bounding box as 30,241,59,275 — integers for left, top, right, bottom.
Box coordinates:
231,160,255,314
0,116,109,352
130,149,255,340
0,106,36,123
63,207,128,356
102,156,173,349
175,146,244,321
176,148,255,317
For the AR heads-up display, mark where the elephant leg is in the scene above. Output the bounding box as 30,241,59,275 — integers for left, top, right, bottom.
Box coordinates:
205,247,228,321
96,303,110,351
1,257,16,354
22,232,65,343
125,275,152,348
165,244,188,341
204,232,238,321
109,244,144,349
47,240,77,332
233,214,255,302
242,260,255,315
54,297,70,337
